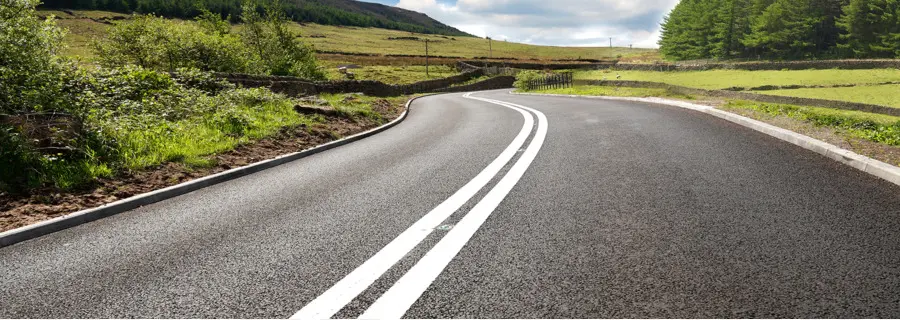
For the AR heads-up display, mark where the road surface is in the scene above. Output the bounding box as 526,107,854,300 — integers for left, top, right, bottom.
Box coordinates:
2,90,900,318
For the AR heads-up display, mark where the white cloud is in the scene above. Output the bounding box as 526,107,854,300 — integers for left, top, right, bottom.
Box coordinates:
392,0,678,48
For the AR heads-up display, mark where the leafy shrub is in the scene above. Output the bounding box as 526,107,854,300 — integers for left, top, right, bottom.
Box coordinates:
0,0,67,114
94,14,253,73
240,0,325,79
93,2,326,80
513,70,544,91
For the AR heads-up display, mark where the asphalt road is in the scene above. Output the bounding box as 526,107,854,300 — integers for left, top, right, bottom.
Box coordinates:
2,90,900,318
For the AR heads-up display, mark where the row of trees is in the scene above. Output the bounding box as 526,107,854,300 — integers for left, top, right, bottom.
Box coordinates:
38,0,470,36
658,0,900,60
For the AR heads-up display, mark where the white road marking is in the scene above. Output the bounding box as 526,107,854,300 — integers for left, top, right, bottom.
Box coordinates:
291,93,535,320
359,95,549,319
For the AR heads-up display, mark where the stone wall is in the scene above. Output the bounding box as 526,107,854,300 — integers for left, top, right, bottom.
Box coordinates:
575,79,900,117
218,68,486,97
462,60,616,70
433,76,516,93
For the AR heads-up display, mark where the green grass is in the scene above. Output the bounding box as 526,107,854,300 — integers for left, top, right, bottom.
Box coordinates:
576,69,900,90
761,85,900,108
721,100,900,146
533,85,695,100
113,98,316,170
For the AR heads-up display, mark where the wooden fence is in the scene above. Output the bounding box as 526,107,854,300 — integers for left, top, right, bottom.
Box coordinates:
525,72,573,91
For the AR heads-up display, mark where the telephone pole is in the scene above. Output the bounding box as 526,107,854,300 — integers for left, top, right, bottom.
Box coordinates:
425,39,429,78
609,37,612,48
489,37,492,59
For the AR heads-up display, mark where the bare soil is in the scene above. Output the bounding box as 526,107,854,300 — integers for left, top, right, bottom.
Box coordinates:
0,100,405,232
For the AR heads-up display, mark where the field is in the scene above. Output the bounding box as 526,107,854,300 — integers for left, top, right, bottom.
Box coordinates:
576,69,900,90
42,10,658,84
280,23,657,61
534,86,695,100
763,85,900,109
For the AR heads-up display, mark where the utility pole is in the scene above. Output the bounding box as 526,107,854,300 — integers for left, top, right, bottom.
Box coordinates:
609,37,612,48
489,37,492,59
425,39,429,78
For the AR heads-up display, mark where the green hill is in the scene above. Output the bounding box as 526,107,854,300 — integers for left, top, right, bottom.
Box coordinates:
38,0,473,37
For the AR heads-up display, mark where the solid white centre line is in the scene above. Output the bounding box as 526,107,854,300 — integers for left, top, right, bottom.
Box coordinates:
291,93,535,320
359,95,549,319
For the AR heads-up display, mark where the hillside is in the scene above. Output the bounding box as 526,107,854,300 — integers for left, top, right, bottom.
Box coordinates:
38,0,472,37
44,10,658,63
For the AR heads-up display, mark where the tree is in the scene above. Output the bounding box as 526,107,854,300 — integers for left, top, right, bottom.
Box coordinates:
838,0,900,58
742,0,819,58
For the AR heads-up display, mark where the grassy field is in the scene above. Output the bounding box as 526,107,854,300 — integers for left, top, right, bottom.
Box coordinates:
41,9,659,83
281,23,657,61
534,86,695,100
762,85,900,108
576,69,900,90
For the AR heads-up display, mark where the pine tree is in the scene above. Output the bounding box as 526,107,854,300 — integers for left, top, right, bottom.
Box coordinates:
742,0,818,58
838,0,900,58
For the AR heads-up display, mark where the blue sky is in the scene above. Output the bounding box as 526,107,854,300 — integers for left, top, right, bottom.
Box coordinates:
357,0,679,48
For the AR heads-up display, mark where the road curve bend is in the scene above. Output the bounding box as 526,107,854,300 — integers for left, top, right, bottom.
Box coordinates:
2,90,900,318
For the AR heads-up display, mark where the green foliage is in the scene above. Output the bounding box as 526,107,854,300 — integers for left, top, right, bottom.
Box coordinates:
93,14,253,73
513,70,544,91
725,100,900,145
837,0,900,58
0,0,67,114
239,0,324,79
742,0,818,58
93,2,326,79
658,0,893,60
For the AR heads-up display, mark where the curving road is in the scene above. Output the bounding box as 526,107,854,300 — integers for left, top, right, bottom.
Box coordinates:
2,90,900,318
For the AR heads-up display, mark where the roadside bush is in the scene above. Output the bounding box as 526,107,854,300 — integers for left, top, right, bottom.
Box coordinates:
93,3,326,80
0,0,67,114
513,70,544,91
240,0,325,79
1,0,71,192
94,14,253,73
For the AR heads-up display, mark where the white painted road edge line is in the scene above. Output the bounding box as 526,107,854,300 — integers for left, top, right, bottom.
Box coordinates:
291,93,535,319
514,91,900,187
359,94,549,319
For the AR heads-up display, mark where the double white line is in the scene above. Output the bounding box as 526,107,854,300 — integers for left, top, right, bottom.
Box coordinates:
292,93,548,319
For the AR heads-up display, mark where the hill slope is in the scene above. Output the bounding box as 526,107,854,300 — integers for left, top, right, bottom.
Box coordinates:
38,0,472,37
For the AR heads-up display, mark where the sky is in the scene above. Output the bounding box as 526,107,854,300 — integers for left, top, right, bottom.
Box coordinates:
358,0,680,48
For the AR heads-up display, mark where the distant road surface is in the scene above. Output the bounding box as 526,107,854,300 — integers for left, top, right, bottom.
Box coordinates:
3,90,900,318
